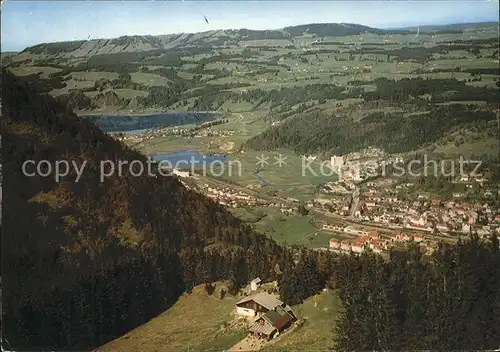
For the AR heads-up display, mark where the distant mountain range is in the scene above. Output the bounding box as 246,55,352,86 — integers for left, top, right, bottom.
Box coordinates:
7,21,497,59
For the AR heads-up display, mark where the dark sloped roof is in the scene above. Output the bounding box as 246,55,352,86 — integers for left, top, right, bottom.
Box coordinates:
262,306,295,331
236,292,283,310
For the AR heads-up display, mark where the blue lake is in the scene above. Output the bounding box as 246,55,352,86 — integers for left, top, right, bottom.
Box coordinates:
151,150,228,169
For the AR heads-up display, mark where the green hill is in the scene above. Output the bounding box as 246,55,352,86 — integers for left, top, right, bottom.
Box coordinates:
244,77,499,156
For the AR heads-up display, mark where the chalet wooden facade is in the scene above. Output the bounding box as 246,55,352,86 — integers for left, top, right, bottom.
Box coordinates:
249,306,296,340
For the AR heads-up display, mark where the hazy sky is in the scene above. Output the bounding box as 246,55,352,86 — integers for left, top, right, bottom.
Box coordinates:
2,1,499,51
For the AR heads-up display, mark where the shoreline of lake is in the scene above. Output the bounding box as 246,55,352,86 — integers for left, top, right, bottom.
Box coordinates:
82,111,224,133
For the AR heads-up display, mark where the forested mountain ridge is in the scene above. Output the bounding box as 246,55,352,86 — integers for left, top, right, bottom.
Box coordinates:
244,77,500,156
12,24,376,58
6,21,495,61
1,68,291,350
245,103,499,155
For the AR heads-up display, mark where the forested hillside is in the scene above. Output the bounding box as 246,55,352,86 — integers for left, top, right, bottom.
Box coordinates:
245,104,498,155
1,68,291,350
245,78,499,155
333,239,500,350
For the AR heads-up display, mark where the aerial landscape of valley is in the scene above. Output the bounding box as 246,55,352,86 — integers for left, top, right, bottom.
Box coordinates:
1,1,500,351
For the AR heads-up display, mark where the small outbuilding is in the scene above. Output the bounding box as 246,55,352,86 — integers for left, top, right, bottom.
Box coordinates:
250,277,261,291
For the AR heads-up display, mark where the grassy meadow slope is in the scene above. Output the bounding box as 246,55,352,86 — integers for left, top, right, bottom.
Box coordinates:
97,284,342,352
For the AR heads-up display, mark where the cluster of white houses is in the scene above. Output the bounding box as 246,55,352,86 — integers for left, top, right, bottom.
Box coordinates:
327,229,433,255
355,178,500,237
322,224,378,237
203,185,266,208
235,292,296,340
